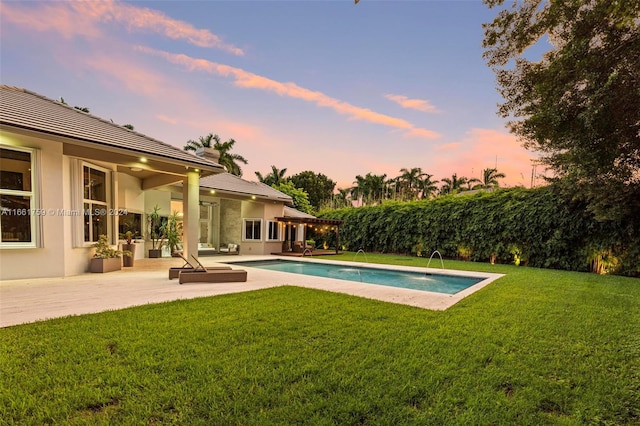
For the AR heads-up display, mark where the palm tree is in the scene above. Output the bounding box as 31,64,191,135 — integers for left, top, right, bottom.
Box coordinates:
183,133,218,152
366,173,387,205
184,133,248,176
215,138,248,177
397,167,425,200
255,166,288,186
481,168,506,189
350,175,369,206
466,177,482,190
332,188,352,209
418,174,439,199
440,173,468,195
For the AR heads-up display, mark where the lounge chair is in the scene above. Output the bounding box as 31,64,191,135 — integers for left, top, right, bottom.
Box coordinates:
219,243,239,254
168,252,231,279
178,254,247,284
292,241,313,253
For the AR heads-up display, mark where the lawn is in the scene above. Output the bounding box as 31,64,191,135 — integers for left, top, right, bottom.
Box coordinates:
1,255,639,425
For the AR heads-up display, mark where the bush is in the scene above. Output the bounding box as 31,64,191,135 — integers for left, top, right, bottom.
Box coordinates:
319,187,640,276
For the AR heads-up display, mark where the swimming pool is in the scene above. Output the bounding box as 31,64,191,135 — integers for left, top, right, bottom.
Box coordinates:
225,259,483,295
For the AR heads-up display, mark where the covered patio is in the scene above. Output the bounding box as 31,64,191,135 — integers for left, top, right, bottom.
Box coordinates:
271,215,344,256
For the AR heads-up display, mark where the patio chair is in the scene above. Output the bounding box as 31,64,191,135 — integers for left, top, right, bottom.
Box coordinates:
178,254,247,284
219,243,239,254
168,252,231,279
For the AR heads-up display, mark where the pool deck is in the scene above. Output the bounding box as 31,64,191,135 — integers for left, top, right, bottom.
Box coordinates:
0,255,504,328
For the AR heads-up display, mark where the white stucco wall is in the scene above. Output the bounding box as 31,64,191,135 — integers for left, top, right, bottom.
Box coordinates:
1,133,71,279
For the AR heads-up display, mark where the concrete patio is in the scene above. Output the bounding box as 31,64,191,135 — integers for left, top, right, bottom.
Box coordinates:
0,256,503,328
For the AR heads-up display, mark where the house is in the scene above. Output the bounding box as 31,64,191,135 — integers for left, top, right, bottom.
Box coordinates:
1,86,337,280
0,86,225,279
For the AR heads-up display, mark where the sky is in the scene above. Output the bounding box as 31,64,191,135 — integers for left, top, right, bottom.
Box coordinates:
1,0,545,190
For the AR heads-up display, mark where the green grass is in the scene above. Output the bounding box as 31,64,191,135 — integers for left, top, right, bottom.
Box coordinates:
1,254,639,425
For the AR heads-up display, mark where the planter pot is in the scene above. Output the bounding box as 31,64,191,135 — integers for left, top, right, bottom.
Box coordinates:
148,249,163,258
90,257,122,273
122,244,135,267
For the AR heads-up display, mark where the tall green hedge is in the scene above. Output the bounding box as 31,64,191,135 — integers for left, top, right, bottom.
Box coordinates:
319,187,640,276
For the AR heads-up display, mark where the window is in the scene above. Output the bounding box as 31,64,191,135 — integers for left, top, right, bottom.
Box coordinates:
267,220,282,241
83,164,109,243
0,146,37,247
118,212,143,239
243,219,262,241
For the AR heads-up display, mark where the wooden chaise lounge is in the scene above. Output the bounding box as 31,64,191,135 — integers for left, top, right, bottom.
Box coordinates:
179,269,248,284
177,254,248,284
169,252,232,279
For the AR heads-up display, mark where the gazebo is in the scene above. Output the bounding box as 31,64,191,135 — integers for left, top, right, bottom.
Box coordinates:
274,207,344,254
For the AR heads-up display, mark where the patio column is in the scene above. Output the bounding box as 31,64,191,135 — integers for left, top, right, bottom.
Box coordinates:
335,226,340,254
183,171,200,260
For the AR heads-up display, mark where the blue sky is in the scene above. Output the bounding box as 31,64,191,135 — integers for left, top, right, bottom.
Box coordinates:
1,0,541,189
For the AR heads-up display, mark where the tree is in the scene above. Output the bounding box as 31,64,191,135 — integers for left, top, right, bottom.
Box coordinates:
272,181,313,214
255,166,287,186
289,171,336,211
183,133,248,176
350,173,387,206
123,124,134,131
419,174,439,199
397,167,425,201
440,174,468,195
483,0,640,220
481,168,505,189
183,133,217,152
332,188,352,209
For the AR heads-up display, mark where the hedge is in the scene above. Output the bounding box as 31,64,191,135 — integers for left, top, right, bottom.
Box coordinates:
318,187,640,276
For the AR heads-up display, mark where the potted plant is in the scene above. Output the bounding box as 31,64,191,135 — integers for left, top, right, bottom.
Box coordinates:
147,205,165,258
163,211,182,255
90,234,130,273
121,231,136,267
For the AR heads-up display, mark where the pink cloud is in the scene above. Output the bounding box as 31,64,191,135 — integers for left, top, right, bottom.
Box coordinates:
436,142,461,151
1,2,102,39
385,94,440,113
137,47,441,139
403,128,441,139
431,128,539,187
156,114,178,125
83,53,170,97
2,1,243,55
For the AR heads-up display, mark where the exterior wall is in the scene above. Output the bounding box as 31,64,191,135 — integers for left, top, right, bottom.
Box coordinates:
240,200,264,255
263,202,286,254
1,132,71,279
219,199,241,249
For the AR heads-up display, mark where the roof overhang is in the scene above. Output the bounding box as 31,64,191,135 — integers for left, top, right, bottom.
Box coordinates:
274,216,343,226
1,124,223,189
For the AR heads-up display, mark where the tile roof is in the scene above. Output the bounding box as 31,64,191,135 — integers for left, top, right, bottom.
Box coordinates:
0,86,223,172
199,173,293,204
283,206,316,218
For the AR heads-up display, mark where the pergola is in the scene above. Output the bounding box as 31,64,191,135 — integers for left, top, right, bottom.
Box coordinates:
273,216,344,254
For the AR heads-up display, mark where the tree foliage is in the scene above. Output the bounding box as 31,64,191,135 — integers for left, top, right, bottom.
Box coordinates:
320,186,640,276
255,165,287,186
483,0,640,220
183,133,248,176
289,171,336,212
272,181,314,214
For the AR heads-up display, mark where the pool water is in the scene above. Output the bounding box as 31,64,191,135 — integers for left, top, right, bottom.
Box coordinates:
226,259,483,295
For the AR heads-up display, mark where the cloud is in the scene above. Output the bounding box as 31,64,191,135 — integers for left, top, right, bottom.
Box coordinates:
2,1,243,55
156,114,178,124
432,128,538,187
137,46,441,139
436,142,461,151
385,94,440,113
404,128,441,139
